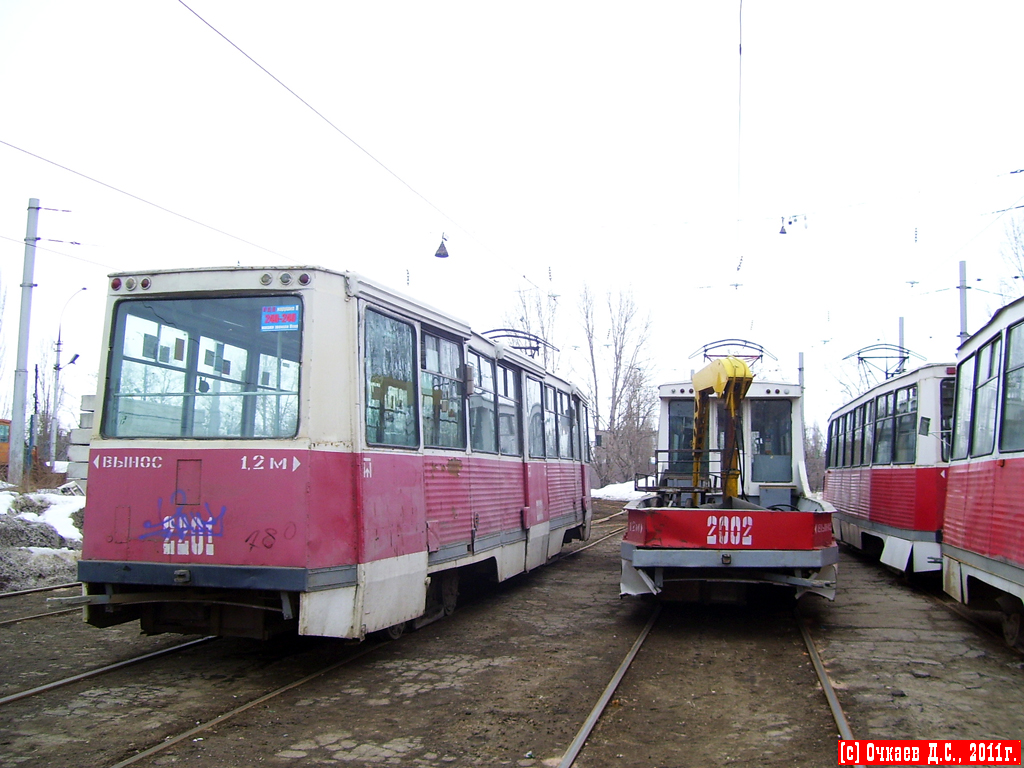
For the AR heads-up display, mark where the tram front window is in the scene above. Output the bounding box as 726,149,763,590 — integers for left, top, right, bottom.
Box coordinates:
750,399,792,482
103,296,301,438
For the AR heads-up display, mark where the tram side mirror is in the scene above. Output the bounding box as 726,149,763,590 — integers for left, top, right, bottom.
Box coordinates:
918,416,931,437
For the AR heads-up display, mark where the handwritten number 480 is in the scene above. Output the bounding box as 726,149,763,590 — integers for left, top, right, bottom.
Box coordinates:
245,529,278,550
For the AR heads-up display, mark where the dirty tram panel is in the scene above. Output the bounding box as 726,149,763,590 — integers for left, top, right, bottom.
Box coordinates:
55,266,592,640
620,343,837,603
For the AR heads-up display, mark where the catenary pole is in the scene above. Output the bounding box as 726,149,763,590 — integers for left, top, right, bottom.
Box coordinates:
9,198,40,487
50,288,86,469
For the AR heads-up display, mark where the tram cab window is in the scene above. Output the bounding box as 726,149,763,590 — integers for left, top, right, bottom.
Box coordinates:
1000,321,1024,453
666,399,702,478
103,295,300,439
365,309,417,447
970,337,1001,457
826,420,837,469
750,399,792,482
421,332,465,449
952,356,975,460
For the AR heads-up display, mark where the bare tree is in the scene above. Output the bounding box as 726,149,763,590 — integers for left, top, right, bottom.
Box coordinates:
804,421,827,492
580,285,657,486
0,273,9,419
505,281,560,371
1000,214,1024,298
579,284,601,430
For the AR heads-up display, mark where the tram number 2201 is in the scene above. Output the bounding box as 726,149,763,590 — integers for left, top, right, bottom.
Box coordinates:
706,515,754,546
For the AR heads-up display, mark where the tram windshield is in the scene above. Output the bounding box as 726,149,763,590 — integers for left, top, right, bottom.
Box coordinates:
102,295,301,438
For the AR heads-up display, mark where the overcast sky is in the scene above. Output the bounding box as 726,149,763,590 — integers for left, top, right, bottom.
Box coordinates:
2,1,1023,431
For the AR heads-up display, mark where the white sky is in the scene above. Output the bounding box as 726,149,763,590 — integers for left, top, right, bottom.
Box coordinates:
1,1,1023,432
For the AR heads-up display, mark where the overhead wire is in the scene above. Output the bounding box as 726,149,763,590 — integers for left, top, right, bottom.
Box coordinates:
0,233,117,270
0,138,289,260
177,0,471,239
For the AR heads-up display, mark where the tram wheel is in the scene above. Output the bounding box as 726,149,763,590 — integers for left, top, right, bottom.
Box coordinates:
440,570,459,615
1001,610,1022,649
384,622,406,640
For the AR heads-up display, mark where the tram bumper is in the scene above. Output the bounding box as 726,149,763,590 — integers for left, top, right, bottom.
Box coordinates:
620,543,839,601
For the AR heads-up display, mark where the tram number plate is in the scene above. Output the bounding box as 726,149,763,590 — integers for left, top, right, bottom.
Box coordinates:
706,514,754,546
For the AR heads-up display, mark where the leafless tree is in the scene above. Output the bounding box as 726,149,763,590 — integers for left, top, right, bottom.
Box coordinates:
1000,215,1024,298
0,274,9,419
505,281,560,372
804,421,827,492
580,285,657,486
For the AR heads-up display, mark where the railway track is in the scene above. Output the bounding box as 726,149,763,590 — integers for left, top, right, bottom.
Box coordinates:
0,582,81,627
2,510,1023,767
557,603,853,767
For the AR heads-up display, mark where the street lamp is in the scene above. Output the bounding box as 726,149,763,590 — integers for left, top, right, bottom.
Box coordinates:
50,287,86,471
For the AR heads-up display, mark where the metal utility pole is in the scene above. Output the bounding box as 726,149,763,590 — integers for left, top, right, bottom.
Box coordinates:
50,288,86,469
958,261,969,344
9,199,40,487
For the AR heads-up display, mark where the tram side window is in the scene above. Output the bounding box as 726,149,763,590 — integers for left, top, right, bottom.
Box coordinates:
469,351,498,453
558,390,574,459
103,296,301,439
951,356,975,460
421,331,465,449
526,377,545,458
970,337,1001,457
1000,321,1024,453
851,408,863,466
861,400,874,465
544,385,558,457
940,378,955,461
840,412,851,467
497,364,521,456
577,399,590,462
893,385,918,464
365,309,417,447
873,392,894,464
750,399,792,482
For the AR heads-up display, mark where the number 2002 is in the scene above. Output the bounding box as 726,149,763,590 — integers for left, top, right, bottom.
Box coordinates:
706,515,754,546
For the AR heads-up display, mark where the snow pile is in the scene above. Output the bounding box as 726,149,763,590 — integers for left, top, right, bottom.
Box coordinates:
0,491,84,591
591,480,649,502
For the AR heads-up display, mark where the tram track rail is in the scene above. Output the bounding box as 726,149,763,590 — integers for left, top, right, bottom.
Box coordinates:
106,639,389,768
553,601,855,767
0,637,217,707
0,582,80,599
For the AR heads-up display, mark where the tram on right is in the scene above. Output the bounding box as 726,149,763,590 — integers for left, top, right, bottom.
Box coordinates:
823,363,956,574
944,294,1024,648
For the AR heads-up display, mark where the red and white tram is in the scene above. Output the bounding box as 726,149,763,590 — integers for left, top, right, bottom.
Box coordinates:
620,353,837,602
61,266,592,640
945,294,1024,647
823,363,956,574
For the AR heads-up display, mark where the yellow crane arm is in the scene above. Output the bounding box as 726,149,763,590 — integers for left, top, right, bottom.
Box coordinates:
690,357,753,502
